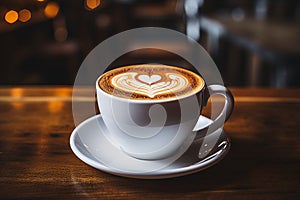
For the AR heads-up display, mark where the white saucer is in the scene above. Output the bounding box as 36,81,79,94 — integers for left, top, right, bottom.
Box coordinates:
70,115,230,179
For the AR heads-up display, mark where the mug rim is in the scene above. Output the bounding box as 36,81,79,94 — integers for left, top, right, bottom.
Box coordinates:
96,65,205,104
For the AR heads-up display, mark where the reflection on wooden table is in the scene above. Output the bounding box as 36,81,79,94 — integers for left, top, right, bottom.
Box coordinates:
0,87,299,199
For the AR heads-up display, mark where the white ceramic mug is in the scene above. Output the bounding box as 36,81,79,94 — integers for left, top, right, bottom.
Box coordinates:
96,66,234,160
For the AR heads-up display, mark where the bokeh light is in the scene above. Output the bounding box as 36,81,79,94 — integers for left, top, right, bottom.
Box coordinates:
55,27,68,42
86,0,101,10
44,2,60,18
5,10,18,24
19,9,32,23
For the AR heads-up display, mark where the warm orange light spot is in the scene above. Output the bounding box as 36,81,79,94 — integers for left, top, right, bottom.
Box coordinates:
37,0,45,2
86,0,101,10
55,88,71,97
44,2,60,18
47,89,70,113
48,101,64,113
5,10,18,24
11,88,23,98
19,9,31,22
11,88,24,109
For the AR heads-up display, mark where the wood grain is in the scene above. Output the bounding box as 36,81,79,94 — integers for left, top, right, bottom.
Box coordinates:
0,87,299,199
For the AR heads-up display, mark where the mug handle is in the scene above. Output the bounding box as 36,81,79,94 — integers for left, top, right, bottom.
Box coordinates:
193,85,234,137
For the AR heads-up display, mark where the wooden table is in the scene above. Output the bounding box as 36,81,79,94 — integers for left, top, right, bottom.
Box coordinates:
1,87,300,199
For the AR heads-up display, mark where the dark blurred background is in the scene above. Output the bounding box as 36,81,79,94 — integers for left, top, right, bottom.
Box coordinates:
1,0,300,87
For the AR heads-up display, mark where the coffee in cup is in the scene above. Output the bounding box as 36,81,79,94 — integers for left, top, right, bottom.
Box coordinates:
96,64,233,160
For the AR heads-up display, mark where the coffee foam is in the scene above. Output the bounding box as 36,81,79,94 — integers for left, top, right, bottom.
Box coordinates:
99,64,204,100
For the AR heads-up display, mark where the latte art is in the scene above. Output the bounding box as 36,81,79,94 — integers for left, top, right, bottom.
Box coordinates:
99,64,204,100
111,72,190,98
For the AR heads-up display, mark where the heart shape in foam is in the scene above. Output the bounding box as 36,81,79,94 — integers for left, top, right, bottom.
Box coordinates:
138,75,161,85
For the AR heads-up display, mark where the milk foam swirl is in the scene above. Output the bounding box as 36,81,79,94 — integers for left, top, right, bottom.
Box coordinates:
111,72,189,98
99,64,204,100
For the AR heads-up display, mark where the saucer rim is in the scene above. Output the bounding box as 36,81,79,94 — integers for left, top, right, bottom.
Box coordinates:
70,114,230,179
